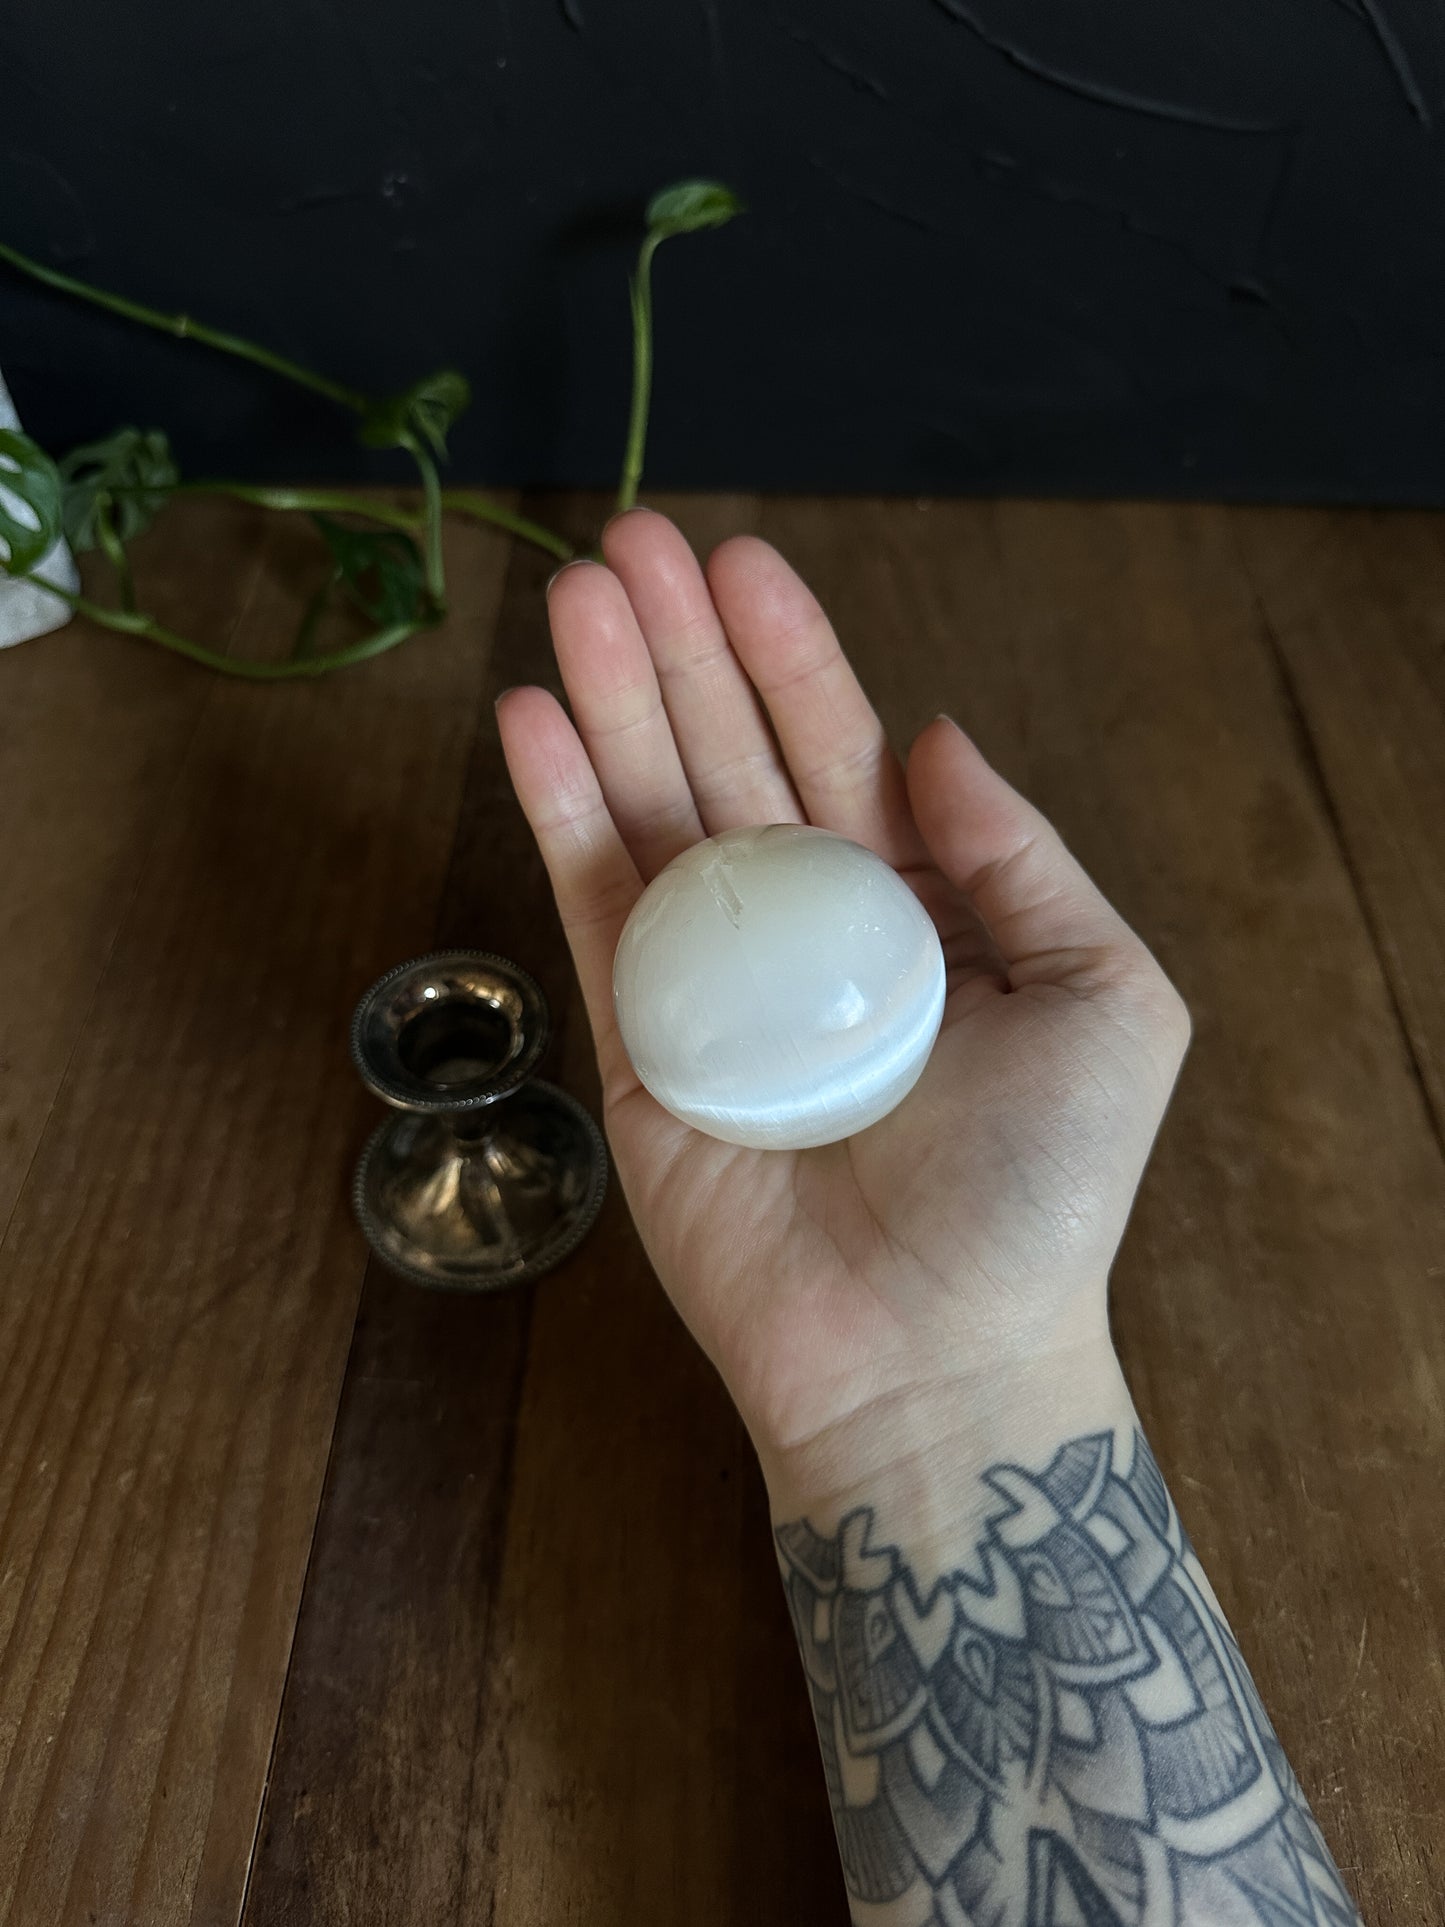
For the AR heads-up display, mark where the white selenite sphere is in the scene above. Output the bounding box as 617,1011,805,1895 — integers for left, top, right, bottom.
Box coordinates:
612,824,946,1150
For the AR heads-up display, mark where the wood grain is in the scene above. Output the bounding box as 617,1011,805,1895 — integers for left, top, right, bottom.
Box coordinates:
460,499,845,1927
237,493,585,1927
947,500,1443,1926
2,495,1441,1927
1233,507,1445,1141
0,498,266,1235
0,509,515,1927
237,493,844,1927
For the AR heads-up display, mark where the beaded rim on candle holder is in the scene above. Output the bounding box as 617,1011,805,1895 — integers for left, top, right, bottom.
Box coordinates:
350,950,548,1114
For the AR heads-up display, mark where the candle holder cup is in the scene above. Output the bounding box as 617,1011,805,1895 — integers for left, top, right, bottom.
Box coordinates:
350,951,607,1291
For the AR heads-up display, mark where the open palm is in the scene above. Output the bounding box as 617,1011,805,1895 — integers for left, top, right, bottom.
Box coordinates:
498,511,1189,1475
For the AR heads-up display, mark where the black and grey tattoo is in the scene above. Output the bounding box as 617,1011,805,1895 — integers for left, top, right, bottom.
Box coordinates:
776,1430,1362,1925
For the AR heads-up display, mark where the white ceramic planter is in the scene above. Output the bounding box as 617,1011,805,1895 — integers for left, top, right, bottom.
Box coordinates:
0,364,78,647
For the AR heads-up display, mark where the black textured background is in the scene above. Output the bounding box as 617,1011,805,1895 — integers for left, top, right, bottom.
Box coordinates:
3,0,1444,497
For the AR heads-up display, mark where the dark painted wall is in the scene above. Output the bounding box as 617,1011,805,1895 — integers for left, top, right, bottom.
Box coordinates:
3,1,1445,498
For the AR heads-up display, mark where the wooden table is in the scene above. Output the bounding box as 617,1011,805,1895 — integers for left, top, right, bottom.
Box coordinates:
0,495,1440,1925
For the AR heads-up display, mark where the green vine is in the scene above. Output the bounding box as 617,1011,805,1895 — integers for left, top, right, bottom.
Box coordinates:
0,179,741,678
0,239,368,414
616,181,742,517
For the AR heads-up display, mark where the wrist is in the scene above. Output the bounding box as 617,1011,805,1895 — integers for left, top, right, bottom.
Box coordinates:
760,1333,1365,1927
756,1327,1131,1579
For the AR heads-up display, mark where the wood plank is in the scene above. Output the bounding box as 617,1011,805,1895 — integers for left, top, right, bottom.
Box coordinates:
0,498,267,1234
237,492,584,1927
0,509,515,1927
448,491,837,1927
948,499,1442,1925
236,493,837,1927
1233,506,1445,1139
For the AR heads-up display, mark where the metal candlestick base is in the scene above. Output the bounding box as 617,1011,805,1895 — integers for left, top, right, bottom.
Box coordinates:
350,951,607,1292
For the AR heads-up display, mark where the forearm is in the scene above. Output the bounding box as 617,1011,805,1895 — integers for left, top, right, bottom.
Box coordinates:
763,1348,1363,1927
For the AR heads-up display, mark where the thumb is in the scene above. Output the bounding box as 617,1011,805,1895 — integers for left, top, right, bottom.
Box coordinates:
906,715,1163,1000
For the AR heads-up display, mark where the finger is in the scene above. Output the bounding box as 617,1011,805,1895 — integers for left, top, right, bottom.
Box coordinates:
601,509,804,833
547,560,704,879
495,684,642,1096
706,535,927,867
906,715,1157,994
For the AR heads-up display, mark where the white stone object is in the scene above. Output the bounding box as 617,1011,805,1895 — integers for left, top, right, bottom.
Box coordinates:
613,824,947,1150
0,365,79,647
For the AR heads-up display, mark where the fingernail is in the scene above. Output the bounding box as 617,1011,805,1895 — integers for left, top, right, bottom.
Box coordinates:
494,685,518,708
546,558,588,593
600,504,656,541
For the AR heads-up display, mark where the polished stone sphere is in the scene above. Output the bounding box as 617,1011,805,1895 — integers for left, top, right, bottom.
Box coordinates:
612,824,947,1150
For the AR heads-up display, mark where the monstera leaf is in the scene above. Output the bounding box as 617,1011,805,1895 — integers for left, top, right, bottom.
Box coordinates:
60,427,179,551
0,428,64,576
312,513,428,626
359,369,472,459
645,180,744,240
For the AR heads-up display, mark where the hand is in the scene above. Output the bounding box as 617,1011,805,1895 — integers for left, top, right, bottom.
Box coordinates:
497,510,1189,1505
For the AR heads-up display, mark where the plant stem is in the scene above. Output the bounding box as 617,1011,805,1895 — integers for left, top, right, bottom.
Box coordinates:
0,239,368,414
615,233,660,517
439,492,574,560
117,478,574,562
33,578,430,680
94,499,136,612
161,481,423,534
408,443,447,605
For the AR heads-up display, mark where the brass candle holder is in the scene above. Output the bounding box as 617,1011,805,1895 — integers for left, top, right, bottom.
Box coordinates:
350,951,606,1291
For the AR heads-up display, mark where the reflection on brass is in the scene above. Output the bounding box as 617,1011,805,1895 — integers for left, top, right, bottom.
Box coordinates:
350,952,606,1291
